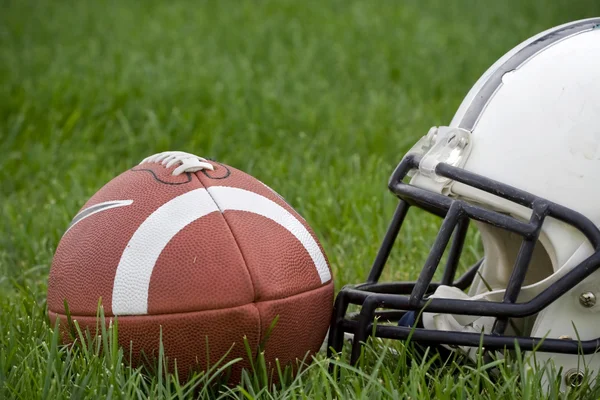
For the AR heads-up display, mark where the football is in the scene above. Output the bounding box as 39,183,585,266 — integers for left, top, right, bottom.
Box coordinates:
47,151,334,379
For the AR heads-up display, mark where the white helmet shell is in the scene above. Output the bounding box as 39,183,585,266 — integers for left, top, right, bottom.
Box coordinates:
409,19,600,390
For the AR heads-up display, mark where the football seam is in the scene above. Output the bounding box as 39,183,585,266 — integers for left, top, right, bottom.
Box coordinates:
201,182,260,308
48,281,332,318
130,167,193,185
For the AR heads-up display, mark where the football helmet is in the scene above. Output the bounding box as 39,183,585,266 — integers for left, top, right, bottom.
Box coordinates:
328,18,600,389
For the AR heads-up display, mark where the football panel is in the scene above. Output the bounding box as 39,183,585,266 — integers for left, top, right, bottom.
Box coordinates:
197,162,332,283
196,162,330,251
48,303,261,381
218,209,327,301
256,281,334,368
48,168,203,316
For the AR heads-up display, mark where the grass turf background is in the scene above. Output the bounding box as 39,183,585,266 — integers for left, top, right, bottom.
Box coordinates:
2,1,600,398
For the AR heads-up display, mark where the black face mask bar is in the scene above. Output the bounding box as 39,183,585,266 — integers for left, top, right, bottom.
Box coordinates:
327,154,600,364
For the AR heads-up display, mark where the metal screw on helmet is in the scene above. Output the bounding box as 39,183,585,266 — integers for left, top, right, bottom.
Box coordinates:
565,369,585,388
579,292,596,308
447,134,457,147
447,134,468,149
558,335,573,340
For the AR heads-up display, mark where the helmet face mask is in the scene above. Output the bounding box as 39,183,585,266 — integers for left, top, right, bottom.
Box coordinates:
328,18,600,389
328,151,600,358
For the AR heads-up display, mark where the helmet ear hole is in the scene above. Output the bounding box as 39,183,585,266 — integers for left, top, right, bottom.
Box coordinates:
470,222,554,335
471,223,554,294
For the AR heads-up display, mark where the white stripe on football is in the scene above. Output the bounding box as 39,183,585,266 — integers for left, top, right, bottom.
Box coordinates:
111,186,330,316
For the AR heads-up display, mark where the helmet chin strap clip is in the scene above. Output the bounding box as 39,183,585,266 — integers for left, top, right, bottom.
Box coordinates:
408,126,473,184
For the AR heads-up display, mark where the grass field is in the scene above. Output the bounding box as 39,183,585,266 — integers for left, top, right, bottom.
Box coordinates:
2,1,600,398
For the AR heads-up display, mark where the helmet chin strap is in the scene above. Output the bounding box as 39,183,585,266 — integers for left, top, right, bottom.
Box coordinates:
422,286,497,359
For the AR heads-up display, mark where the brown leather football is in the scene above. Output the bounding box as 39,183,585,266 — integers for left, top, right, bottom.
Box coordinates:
47,151,334,379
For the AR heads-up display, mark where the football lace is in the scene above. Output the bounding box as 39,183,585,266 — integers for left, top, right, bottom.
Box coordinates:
141,151,215,176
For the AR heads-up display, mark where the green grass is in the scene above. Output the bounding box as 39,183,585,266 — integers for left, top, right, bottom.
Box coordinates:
2,0,600,398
